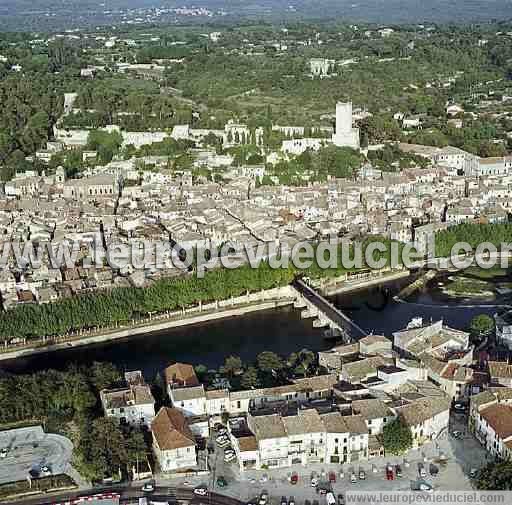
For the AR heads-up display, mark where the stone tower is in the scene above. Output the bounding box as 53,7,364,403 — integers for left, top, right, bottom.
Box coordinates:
332,102,360,150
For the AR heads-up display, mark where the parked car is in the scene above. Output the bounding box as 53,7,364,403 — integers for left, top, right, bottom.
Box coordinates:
359,468,366,480
329,471,336,483
430,464,439,477
452,430,462,439
350,473,357,483
0,448,7,459
311,475,319,488
216,476,228,488
280,497,288,505
290,473,298,485
193,486,208,496
337,495,345,505
141,483,154,493
40,466,52,477
260,474,268,483
259,492,269,505
224,452,236,463
386,466,394,481
470,468,478,479
289,497,295,505
418,464,427,478
454,403,467,412
395,465,402,478
418,483,433,492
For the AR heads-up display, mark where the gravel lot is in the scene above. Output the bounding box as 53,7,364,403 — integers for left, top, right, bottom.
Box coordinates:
0,426,73,485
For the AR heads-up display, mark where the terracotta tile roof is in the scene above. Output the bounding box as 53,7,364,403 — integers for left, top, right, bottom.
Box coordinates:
480,403,512,440
238,436,258,452
399,397,450,427
164,363,200,387
152,407,196,451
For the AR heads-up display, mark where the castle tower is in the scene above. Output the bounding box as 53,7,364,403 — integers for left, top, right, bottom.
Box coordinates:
332,102,360,150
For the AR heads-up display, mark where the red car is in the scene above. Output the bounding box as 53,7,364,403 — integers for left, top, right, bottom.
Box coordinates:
329,471,336,483
290,473,298,485
386,467,394,480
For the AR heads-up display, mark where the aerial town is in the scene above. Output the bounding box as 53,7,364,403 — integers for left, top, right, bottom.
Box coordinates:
3,6,512,505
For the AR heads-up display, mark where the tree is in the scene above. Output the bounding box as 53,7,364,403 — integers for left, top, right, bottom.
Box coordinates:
221,355,243,378
476,461,512,490
470,314,494,340
240,366,259,389
257,351,284,372
90,362,122,392
382,418,413,455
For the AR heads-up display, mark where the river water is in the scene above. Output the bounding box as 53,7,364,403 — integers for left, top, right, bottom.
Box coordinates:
0,275,504,377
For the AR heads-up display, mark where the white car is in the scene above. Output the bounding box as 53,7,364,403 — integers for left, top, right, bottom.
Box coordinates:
40,466,51,477
350,473,357,483
194,486,208,496
224,453,236,463
311,477,319,488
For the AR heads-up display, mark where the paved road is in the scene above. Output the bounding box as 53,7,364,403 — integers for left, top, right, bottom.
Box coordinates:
2,486,243,505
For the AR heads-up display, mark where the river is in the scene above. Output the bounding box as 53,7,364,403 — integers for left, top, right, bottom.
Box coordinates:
0,274,505,377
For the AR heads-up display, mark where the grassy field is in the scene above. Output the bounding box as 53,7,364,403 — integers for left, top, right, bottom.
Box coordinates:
464,266,510,280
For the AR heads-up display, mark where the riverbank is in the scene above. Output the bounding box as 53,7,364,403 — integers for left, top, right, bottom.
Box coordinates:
0,287,296,362
315,268,410,296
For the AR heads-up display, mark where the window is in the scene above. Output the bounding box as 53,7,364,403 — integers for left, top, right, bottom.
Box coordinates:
237,400,241,409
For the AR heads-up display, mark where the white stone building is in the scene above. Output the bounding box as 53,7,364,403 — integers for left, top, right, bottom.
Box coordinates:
151,407,197,472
